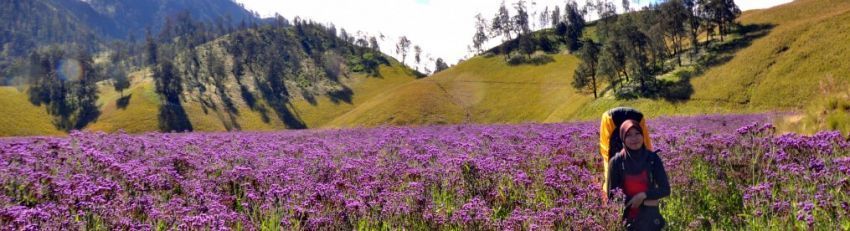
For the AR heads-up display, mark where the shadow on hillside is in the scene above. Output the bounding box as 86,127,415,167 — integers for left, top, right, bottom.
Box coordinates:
507,54,555,66
240,84,257,109
650,23,775,103
302,89,319,106
268,100,307,129
703,23,775,68
218,87,239,116
326,85,353,104
253,75,308,129
158,101,193,132
656,71,696,103
116,94,131,109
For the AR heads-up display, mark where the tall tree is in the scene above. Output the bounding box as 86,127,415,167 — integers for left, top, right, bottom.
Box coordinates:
71,47,99,130
491,1,514,51
340,29,351,43
551,6,562,28
563,0,586,51
27,46,100,131
396,36,412,65
573,38,601,98
718,0,741,41
683,0,702,58
414,45,422,71
539,6,550,30
700,0,739,42
513,0,533,57
144,29,157,66
472,13,490,55
369,36,380,51
434,58,449,73
621,0,631,12
112,68,131,97
659,0,690,66
513,0,531,36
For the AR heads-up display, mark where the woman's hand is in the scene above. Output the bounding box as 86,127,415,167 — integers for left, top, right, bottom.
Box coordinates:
626,192,647,208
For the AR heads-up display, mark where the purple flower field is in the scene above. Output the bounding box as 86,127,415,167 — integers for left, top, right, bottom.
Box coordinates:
1,114,848,230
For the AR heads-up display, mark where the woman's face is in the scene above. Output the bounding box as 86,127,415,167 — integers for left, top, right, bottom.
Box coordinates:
624,127,644,151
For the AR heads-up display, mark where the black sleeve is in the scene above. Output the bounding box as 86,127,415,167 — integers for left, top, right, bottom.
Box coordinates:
607,155,624,200
645,153,671,200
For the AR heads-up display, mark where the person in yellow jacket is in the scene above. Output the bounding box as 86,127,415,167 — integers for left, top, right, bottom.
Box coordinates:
600,107,653,200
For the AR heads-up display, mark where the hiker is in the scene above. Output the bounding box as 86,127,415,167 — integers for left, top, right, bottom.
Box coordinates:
607,119,670,230
599,107,653,197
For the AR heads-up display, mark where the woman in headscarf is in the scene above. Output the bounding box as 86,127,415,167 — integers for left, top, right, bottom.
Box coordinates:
607,119,670,231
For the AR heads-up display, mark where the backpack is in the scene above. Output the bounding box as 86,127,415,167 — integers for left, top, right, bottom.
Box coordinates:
600,107,653,194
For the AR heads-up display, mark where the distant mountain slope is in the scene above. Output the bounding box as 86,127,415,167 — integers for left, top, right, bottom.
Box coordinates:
0,0,101,61
75,0,257,39
1,0,259,84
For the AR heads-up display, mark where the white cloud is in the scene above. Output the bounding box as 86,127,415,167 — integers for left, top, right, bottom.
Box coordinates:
235,0,792,69
736,0,794,12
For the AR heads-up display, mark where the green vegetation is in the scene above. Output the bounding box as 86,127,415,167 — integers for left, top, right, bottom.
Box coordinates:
3,0,850,136
86,70,161,133
327,54,585,127
26,46,101,131
0,87,62,136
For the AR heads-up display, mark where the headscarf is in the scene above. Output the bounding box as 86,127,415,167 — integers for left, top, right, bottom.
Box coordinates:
619,119,644,152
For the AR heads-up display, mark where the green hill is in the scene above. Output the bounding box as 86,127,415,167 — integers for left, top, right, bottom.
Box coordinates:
3,0,850,136
1,20,422,136
76,61,419,134
326,53,584,127
328,0,850,131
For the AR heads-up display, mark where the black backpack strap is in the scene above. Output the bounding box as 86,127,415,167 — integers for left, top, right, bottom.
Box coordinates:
648,149,661,187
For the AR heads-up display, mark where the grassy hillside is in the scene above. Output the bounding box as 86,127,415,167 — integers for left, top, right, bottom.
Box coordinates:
559,0,849,121
691,0,850,109
326,53,587,127
1,60,417,137
1,19,422,136
291,61,421,127
562,0,850,122
0,87,62,136
4,0,849,136
79,61,419,134
330,0,850,131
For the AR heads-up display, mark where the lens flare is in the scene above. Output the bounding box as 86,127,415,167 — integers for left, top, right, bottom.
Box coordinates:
57,58,83,82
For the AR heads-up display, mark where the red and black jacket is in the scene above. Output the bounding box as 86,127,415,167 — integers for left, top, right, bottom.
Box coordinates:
607,148,671,220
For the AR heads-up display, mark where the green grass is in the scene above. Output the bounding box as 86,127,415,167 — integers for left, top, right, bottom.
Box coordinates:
0,86,63,136
563,0,850,122
327,53,589,127
82,60,420,134
292,60,422,127
86,69,161,133
4,0,850,135
2,59,419,136
691,0,850,109
326,0,850,127
775,94,850,136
